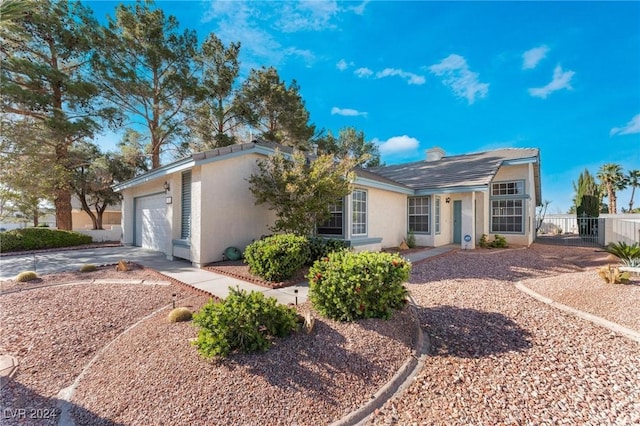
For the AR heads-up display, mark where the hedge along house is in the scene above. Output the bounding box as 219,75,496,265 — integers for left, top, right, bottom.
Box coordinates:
114,141,541,267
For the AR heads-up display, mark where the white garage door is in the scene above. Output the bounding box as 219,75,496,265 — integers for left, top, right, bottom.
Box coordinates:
135,193,170,252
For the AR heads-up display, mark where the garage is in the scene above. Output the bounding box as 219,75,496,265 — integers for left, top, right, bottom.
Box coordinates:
134,193,170,252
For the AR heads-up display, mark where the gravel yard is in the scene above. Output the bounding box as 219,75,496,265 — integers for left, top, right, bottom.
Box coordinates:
367,244,640,425
1,243,638,426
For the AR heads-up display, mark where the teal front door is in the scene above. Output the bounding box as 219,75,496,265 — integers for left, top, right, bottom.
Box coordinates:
453,200,462,244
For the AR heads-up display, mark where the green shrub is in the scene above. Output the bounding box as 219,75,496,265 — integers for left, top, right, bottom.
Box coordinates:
491,234,508,248
243,234,310,282
192,288,298,358
16,271,39,282
168,307,193,323
308,250,410,321
479,234,508,249
604,242,640,267
306,237,350,265
406,231,416,249
79,264,97,273
0,228,92,253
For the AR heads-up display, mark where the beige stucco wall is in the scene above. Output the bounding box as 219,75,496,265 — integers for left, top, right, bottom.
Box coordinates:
198,154,276,264
352,186,407,248
72,210,121,230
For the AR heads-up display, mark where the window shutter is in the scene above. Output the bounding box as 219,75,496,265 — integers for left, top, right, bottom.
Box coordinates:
181,171,192,239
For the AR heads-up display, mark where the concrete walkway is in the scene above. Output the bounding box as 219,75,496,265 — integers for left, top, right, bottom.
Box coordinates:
0,245,457,305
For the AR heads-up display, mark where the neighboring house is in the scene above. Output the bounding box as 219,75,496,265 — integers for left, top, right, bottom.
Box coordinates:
70,197,122,230
114,141,541,267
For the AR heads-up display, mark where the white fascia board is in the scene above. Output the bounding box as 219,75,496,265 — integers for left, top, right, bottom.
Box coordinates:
352,177,414,195
414,185,488,196
502,156,538,166
113,158,195,192
113,145,280,192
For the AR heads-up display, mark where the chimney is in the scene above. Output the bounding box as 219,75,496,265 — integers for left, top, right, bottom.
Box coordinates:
425,147,445,162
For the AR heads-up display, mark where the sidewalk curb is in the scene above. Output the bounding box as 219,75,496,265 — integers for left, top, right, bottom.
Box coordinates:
331,296,430,426
515,281,640,344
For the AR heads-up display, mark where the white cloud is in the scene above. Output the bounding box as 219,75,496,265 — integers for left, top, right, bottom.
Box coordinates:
374,135,420,155
336,59,352,71
429,54,489,104
276,1,340,32
354,67,373,78
610,113,640,136
376,68,426,85
522,45,549,70
528,65,575,99
349,0,371,15
331,107,367,117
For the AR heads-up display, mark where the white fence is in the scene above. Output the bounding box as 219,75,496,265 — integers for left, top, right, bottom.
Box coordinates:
537,214,640,246
75,225,122,242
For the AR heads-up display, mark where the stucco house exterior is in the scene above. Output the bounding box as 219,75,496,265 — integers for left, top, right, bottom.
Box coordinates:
114,141,541,267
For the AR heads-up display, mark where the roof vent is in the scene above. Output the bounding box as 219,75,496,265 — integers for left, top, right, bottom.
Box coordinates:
425,147,445,162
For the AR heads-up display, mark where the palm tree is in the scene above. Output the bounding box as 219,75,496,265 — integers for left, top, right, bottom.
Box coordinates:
597,163,627,214
628,169,640,212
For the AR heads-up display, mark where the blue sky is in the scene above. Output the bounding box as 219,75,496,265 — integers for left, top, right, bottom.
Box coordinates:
87,1,640,213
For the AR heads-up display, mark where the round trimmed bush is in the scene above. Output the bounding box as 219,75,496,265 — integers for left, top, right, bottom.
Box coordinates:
308,250,411,321
168,307,193,323
16,271,39,282
306,237,350,265
243,234,310,282
192,288,298,358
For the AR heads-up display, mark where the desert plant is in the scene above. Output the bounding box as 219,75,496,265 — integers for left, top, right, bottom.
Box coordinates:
0,228,92,253
192,288,298,358
168,307,193,323
598,265,631,284
308,250,410,321
479,234,490,248
116,260,130,272
16,271,39,282
491,234,508,248
406,231,416,249
79,264,97,273
243,234,310,282
604,242,640,267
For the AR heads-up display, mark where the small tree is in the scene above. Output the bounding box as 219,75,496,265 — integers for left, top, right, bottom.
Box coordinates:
573,169,600,237
535,200,551,233
316,127,382,168
248,150,355,236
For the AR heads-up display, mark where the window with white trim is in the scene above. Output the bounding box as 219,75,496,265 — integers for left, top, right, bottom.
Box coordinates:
435,196,441,234
408,196,430,233
317,200,343,235
352,190,367,236
490,180,525,233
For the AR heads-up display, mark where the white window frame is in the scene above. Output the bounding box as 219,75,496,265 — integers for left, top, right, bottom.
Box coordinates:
435,196,441,235
408,196,431,234
490,180,526,234
351,189,367,236
317,199,344,236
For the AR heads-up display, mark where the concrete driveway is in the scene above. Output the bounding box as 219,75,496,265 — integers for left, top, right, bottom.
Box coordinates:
0,246,309,305
0,246,181,280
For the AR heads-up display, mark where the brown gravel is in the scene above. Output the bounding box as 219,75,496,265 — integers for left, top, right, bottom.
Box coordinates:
2,243,639,426
0,280,194,426
0,263,160,294
367,243,640,425
204,260,309,288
